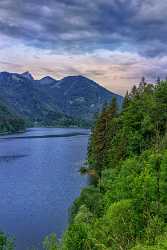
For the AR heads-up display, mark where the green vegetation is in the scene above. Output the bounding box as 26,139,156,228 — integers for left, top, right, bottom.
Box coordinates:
60,80,167,249
43,234,58,250
0,232,14,250
41,112,92,128
0,102,25,134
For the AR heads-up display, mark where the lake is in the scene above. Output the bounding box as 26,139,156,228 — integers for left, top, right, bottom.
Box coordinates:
0,127,89,250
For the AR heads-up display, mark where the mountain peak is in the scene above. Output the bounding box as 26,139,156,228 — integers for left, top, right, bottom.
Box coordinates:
21,72,34,80
63,75,89,81
39,76,57,84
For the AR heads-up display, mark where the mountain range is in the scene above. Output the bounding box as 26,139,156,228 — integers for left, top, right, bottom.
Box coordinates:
0,71,123,127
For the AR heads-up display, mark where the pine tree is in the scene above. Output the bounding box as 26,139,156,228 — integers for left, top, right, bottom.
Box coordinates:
123,91,130,110
140,76,146,85
88,98,118,177
91,104,108,176
106,97,118,120
157,76,161,84
139,77,147,93
131,85,138,97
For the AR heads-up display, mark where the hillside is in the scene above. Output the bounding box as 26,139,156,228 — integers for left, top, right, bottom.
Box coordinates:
0,72,61,124
0,71,123,126
0,101,25,133
36,75,123,120
59,80,167,249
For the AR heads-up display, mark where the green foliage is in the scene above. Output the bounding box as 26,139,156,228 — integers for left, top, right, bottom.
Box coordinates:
0,232,14,250
103,199,139,249
61,80,167,250
0,101,25,133
70,186,104,222
62,223,93,250
43,233,58,250
131,233,167,250
88,97,118,176
43,111,92,128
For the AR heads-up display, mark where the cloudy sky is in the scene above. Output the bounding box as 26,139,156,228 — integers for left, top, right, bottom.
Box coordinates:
0,0,167,94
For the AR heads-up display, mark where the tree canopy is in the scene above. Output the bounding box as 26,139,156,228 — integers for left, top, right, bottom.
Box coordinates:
62,80,167,250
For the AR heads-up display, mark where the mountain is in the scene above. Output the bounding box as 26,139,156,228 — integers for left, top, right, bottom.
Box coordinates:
0,71,61,123
38,76,57,85
21,71,34,80
0,71,123,126
36,75,123,120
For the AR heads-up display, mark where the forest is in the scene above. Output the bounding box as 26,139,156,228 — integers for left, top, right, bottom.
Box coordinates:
61,79,167,249
0,102,25,134
2,79,167,249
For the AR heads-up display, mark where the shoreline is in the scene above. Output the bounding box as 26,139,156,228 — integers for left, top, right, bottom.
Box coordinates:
1,132,89,140
0,129,26,136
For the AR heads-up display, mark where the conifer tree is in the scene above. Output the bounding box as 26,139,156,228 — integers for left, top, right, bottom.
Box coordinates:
89,104,108,176
157,76,161,84
88,98,118,177
131,85,137,97
141,76,146,85
123,91,130,110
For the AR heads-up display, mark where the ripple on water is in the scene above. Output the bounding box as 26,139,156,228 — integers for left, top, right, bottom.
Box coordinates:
0,154,28,162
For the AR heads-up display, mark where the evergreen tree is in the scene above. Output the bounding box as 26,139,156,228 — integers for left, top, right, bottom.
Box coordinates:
123,91,130,110
88,98,118,177
157,76,161,84
140,76,146,85
131,85,138,97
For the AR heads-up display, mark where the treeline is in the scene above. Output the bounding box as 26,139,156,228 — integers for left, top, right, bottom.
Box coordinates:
40,111,92,128
60,80,167,249
0,102,25,133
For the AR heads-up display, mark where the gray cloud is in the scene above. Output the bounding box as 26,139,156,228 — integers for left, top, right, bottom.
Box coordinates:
0,0,167,56
1,0,167,95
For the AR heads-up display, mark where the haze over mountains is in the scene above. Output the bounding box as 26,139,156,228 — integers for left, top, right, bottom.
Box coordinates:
0,71,123,127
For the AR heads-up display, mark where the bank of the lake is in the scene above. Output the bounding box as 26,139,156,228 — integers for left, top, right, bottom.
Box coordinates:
0,127,89,250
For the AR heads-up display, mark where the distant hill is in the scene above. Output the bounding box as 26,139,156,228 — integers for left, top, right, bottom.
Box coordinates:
36,75,123,120
0,71,123,126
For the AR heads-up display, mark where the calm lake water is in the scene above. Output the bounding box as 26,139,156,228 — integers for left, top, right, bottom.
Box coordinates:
0,128,89,250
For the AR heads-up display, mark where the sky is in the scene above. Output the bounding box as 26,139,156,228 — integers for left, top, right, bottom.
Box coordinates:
0,0,167,95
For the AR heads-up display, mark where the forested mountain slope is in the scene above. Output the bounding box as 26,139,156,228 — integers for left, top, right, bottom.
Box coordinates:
0,101,25,133
61,80,167,249
36,75,123,121
0,71,123,126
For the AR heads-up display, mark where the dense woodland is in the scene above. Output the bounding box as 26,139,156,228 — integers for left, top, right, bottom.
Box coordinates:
61,79,167,250
0,102,25,134
41,112,92,128
3,79,167,249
